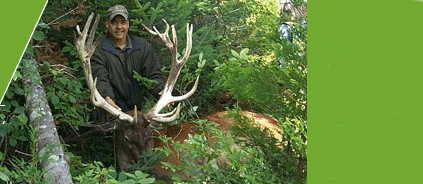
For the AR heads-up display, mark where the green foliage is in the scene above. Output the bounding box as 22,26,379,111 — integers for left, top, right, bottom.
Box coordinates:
74,161,155,184
133,71,158,91
280,117,307,160
43,64,91,128
0,62,32,175
126,149,167,175
0,126,50,184
1,158,48,184
228,108,302,183
158,113,300,183
216,10,308,182
220,23,307,120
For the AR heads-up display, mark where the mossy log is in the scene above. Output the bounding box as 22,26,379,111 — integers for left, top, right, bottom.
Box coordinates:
21,58,73,184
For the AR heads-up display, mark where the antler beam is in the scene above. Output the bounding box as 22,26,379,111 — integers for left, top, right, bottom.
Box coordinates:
144,20,200,122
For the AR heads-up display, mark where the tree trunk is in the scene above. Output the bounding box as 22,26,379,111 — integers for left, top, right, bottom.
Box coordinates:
21,58,73,184
278,0,301,18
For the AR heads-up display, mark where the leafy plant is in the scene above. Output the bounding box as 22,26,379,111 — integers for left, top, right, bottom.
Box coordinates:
74,161,155,184
158,113,296,183
0,62,33,181
42,61,91,128
215,14,307,181
0,126,50,184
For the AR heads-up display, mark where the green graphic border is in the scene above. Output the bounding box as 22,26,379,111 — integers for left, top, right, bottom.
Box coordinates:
0,0,47,104
310,0,423,183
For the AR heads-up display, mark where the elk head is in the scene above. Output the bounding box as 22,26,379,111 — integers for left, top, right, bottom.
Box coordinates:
74,13,199,170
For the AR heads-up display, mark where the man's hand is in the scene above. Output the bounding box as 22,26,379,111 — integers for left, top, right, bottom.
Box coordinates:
105,96,122,111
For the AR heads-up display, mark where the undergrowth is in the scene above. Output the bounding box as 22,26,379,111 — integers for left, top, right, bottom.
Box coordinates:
156,107,306,183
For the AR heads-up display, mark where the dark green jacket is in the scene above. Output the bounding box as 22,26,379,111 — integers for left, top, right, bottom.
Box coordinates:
91,33,164,112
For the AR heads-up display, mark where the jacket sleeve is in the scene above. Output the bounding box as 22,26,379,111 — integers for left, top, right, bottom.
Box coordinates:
142,44,165,99
91,48,115,99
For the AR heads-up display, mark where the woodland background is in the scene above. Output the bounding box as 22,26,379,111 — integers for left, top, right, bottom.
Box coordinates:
0,0,307,183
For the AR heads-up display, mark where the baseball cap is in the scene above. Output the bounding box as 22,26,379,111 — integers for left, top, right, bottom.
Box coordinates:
107,5,129,20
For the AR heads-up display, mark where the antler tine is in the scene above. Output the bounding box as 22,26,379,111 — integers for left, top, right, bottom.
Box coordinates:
76,25,82,37
179,23,193,65
151,104,181,122
142,24,158,35
74,13,93,53
145,21,199,123
143,20,174,50
75,13,135,124
171,24,178,56
86,14,100,51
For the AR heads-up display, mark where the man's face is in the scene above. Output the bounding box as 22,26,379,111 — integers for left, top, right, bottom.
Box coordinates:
106,15,129,42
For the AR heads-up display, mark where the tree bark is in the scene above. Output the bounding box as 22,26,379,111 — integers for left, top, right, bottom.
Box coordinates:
21,58,73,184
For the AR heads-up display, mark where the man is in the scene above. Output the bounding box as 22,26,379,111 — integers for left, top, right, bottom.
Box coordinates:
91,5,165,113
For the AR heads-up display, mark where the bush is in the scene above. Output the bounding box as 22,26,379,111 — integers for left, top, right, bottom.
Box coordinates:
159,108,304,183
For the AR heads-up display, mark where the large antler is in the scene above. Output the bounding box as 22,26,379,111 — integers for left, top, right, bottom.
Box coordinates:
75,13,136,123
143,20,199,122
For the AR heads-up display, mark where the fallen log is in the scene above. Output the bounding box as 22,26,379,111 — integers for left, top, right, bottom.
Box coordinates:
21,57,73,184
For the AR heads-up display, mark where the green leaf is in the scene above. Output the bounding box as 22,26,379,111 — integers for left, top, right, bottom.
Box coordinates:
13,71,22,81
240,48,249,57
43,62,51,71
199,52,203,62
58,77,68,85
14,87,24,96
25,45,34,55
37,23,50,29
2,101,11,112
32,30,46,41
51,95,60,106
68,95,76,103
62,46,72,52
64,40,73,47
0,124,8,137
11,100,19,107
0,171,9,182
58,91,66,100
51,69,60,76
17,114,28,125
107,166,117,179
5,91,14,99
134,171,148,178
9,138,17,147
138,178,155,184
231,50,239,58
118,172,128,181
124,172,136,178
17,135,28,141
121,179,136,184
161,162,177,172
13,106,25,115
106,179,119,184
